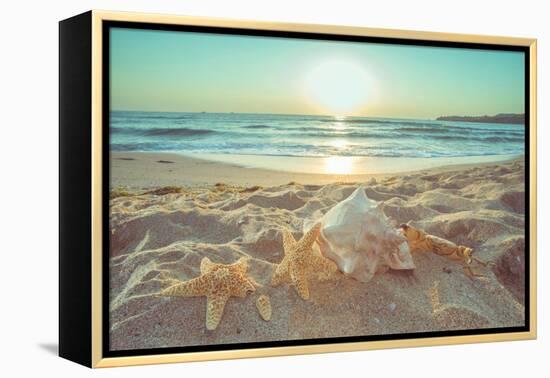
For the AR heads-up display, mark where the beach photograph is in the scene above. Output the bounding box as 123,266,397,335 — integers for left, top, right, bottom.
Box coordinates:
107,27,526,351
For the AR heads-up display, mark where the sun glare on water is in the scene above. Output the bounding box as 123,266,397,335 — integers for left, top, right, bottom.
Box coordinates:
331,139,348,149
324,156,354,174
304,60,372,115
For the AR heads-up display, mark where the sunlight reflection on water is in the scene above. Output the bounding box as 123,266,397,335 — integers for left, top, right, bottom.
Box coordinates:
324,156,354,174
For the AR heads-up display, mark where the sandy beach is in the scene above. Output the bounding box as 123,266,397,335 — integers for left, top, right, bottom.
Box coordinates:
109,153,525,351
110,152,520,188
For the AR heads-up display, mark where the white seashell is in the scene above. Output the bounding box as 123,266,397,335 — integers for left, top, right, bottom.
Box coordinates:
304,187,415,283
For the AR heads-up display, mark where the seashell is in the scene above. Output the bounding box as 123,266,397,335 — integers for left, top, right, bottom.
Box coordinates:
256,294,272,321
304,187,415,283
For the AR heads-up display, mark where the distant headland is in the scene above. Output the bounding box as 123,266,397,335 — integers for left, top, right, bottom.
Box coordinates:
436,113,524,124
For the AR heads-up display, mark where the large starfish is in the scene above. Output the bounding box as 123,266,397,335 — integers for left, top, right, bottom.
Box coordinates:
271,223,337,300
157,256,255,330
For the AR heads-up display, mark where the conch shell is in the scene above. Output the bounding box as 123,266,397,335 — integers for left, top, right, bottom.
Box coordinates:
304,187,415,282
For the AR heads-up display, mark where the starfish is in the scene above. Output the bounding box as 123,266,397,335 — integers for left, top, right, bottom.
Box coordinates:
271,223,337,300
157,256,255,330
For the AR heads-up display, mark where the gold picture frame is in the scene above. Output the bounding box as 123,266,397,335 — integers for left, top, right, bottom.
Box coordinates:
59,10,537,368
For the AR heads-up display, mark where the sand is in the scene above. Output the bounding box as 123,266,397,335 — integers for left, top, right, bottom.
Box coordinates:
110,152,520,187
108,153,526,351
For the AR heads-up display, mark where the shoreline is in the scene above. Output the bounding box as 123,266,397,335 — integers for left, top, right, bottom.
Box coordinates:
185,152,520,175
111,151,523,188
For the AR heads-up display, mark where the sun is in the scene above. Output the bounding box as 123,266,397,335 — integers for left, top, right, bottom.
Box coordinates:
304,60,372,115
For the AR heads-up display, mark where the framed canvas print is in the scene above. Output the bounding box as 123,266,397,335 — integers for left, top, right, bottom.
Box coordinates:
59,10,537,368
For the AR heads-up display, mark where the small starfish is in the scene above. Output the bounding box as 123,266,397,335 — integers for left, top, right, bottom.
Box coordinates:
157,256,255,330
271,223,337,300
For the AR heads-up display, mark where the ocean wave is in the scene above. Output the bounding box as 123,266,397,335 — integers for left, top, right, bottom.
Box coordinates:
273,124,521,137
109,111,525,159
111,142,166,151
316,118,442,128
111,127,216,137
247,123,523,136
111,125,523,144
431,135,524,143
242,124,271,129
110,142,520,159
398,125,524,134
143,128,214,137
266,128,524,142
112,113,192,121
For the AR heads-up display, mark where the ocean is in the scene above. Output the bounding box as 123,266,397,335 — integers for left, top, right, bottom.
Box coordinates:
110,111,525,159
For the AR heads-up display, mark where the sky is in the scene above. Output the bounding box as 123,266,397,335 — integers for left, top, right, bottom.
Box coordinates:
110,27,525,119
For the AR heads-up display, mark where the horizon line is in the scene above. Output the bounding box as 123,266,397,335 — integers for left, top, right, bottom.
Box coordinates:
110,109,524,122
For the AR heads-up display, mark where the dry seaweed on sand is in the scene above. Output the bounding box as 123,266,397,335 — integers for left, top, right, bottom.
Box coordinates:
240,185,262,193
110,186,134,200
142,186,183,196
